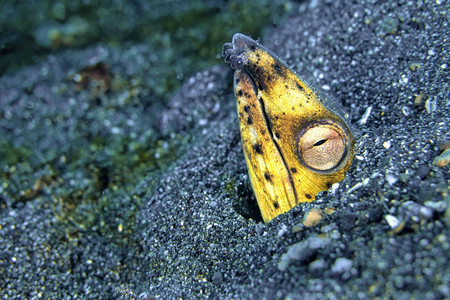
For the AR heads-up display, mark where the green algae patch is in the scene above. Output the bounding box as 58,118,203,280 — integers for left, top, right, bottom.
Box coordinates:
0,140,33,167
0,132,188,248
1,0,289,99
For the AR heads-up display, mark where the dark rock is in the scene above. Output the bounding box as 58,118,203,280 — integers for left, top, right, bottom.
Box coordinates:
414,166,430,180
212,271,224,285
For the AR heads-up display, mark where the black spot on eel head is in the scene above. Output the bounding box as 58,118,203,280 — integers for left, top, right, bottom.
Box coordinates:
253,144,263,154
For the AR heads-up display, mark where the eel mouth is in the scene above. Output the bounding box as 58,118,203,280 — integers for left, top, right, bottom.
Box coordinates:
222,33,258,70
223,33,260,94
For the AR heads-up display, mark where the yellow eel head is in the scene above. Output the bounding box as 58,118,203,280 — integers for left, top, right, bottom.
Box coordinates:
223,33,354,223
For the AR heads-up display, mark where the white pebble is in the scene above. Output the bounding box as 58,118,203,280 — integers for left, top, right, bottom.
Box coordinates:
347,182,363,193
359,106,372,125
331,257,353,274
331,182,340,194
386,173,397,185
309,259,327,271
385,214,401,229
424,201,447,213
278,224,288,237
425,98,437,113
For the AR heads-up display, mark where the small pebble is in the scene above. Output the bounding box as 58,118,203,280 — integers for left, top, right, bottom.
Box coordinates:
309,259,327,272
385,214,401,229
292,223,305,233
414,166,430,179
439,284,450,297
320,225,335,233
386,174,397,185
433,149,450,167
419,206,434,220
323,207,336,215
287,242,313,262
424,201,447,213
348,182,363,193
331,257,353,274
331,182,340,194
278,253,291,271
359,106,372,125
409,63,422,71
328,229,341,240
425,97,437,113
438,140,450,151
285,236,330,262
212,271,223,285
307,236,330,250
413,93,425,105
303,208,323,227
278,224,288,237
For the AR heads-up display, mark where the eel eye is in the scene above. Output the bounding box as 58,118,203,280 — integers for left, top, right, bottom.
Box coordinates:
297,121,349,172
